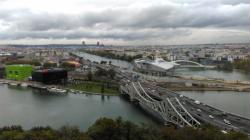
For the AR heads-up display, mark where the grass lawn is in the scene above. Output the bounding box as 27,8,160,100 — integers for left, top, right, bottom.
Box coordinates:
67,81,120,95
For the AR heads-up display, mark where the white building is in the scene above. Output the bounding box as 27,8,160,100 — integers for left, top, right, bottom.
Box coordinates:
133,58,178,76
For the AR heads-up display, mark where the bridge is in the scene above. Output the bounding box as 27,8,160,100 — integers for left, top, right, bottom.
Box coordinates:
120,81,201,127
172,60,215,68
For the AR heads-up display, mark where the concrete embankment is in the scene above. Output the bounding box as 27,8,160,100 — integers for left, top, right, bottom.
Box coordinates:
167,87,250,92
158,82,250,92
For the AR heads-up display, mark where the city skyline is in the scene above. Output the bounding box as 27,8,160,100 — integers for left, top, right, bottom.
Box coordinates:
0,0,249,45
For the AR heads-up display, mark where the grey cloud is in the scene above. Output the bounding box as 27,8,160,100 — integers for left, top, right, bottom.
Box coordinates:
0,28,191,41
0,0,249,41
218,0,250,5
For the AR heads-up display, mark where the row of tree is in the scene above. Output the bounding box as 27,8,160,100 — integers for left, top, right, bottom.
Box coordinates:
5,60,78,70
0,117,248,140
216,60,250,72
84,50,143,62
233,60,250,72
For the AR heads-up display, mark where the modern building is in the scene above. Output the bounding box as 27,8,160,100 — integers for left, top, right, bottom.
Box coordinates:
133,58,177,76
32,68,67,84
0,65,5,78
5,64,33,80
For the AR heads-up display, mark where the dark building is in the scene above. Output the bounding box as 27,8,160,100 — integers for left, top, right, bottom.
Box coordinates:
32,68,67,84
0,66,5,78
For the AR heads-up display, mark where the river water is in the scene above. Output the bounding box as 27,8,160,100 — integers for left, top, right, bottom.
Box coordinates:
0,84,156,130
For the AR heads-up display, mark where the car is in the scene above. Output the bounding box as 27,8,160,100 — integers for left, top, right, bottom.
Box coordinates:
221,130,228,134
197,109,202,112
210,109,214,111
223,119,231,125
222,112,228,117
209,115,214,119
194,100,200,105
179,94,184,98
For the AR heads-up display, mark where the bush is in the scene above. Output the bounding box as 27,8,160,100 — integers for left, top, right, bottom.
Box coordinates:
0,118,248,140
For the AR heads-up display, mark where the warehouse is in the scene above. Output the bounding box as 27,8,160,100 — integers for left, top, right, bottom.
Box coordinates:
5,65,33,81
32,68,67,84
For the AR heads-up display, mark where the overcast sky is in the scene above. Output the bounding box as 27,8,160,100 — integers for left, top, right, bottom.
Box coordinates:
0,0,249,45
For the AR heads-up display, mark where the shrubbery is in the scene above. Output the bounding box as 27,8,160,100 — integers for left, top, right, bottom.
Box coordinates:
0,117,248,140
84,50,142,62
233,60,250,72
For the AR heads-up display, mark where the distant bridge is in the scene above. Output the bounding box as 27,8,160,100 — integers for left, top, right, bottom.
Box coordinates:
173,60,203,67
120,81,200,128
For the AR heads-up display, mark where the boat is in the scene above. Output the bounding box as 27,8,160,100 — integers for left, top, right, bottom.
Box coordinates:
9,83,18,86
47,87,67,94
20,83,28,87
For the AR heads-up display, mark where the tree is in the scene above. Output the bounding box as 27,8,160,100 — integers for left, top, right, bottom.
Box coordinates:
101,83,104,93
43,62,57,68
217,61,233,71
87,71,93,81
61,62,76,70
108,69,116,79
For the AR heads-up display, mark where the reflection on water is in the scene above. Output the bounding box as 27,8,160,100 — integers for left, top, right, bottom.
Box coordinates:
0,85,157,130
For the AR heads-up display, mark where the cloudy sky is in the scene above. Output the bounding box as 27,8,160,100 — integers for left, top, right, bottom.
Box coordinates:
0,0,249,45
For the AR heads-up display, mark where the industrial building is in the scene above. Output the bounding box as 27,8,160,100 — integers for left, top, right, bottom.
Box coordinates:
5,65,33,80
133,58,177,76
32,68,67,84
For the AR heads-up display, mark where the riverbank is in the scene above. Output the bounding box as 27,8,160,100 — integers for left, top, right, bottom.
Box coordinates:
159,82,250,92
67,81,120,96
0,79,121,96
167,87,236,91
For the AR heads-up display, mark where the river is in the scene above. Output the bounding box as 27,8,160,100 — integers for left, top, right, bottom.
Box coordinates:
0,84,157,130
